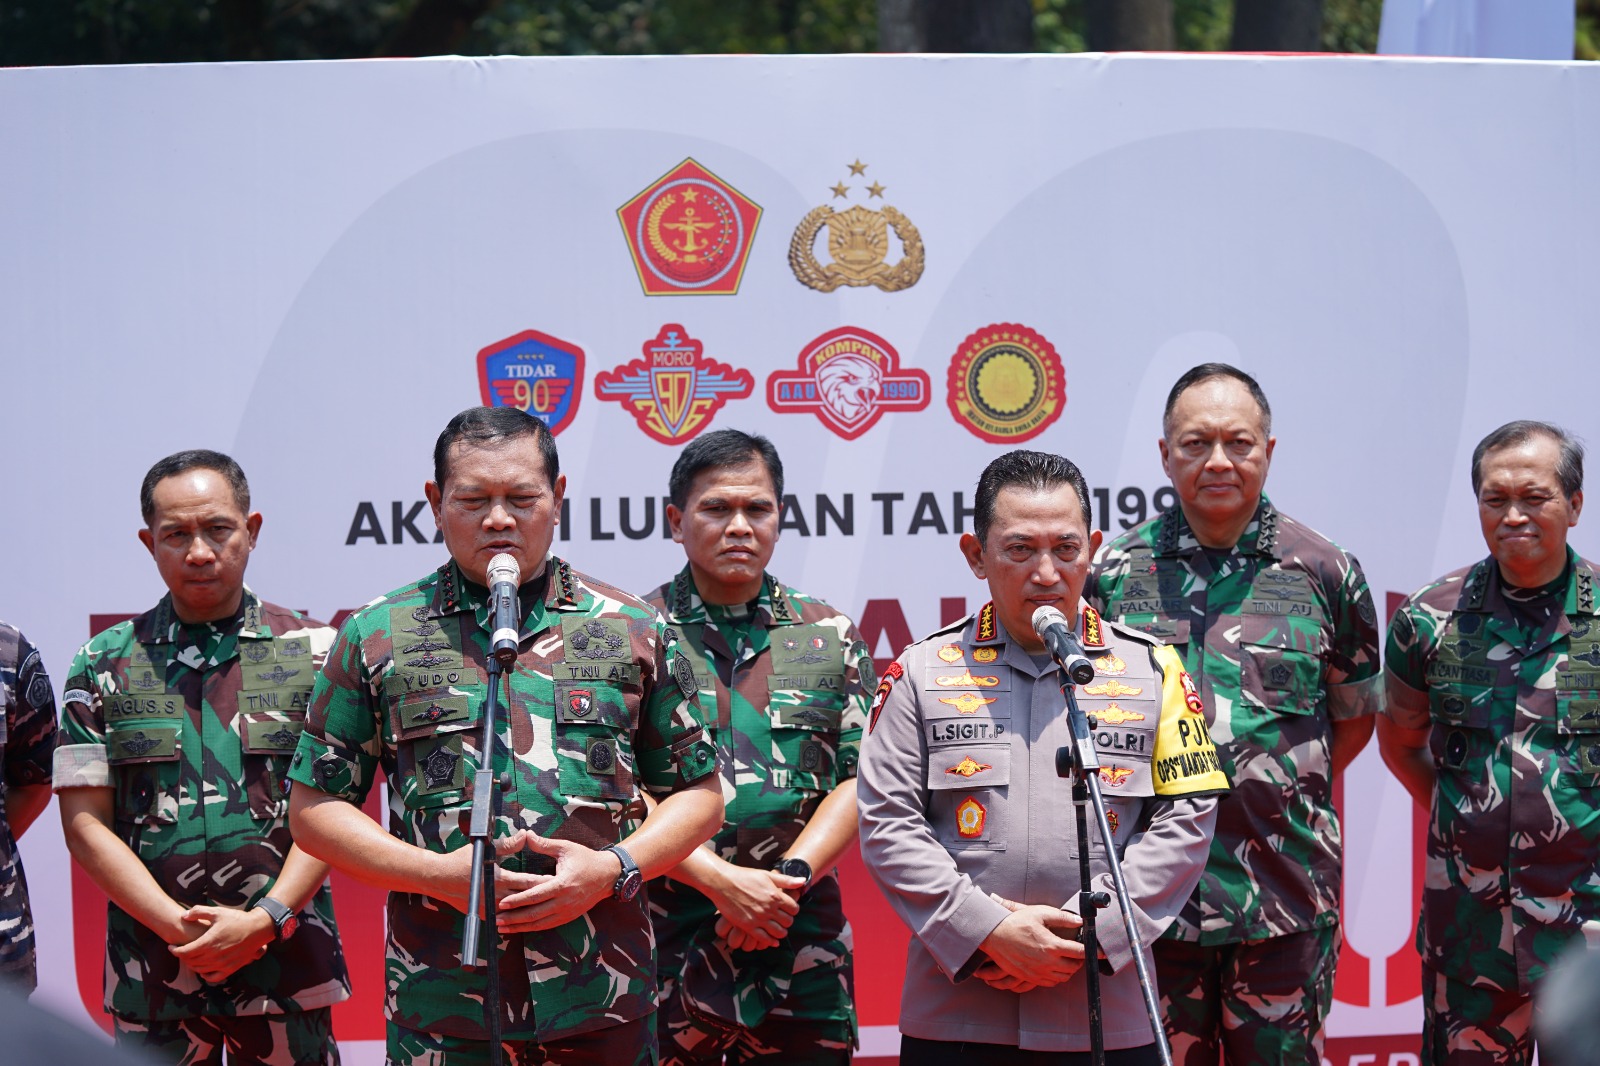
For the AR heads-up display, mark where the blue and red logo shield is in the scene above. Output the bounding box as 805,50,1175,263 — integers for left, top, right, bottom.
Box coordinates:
476,330,586,436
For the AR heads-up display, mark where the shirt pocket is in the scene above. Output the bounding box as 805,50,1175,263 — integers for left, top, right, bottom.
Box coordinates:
1238,614,1324,716
1427,684,1494,774
390,691,479,811
766,677,847,793
926,743,1010,851
108,722,182,828
553,680,635,804
238,708,307,820
1557,689,1600,785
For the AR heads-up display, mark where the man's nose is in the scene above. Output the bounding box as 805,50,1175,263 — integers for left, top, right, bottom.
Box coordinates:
485,502,515,528
186,534,216,565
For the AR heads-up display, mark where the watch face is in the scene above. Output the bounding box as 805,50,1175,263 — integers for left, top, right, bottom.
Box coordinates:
279,913,299,941
618,870,643,902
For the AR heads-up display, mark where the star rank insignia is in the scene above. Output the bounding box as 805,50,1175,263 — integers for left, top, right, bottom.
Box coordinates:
595,324,753,443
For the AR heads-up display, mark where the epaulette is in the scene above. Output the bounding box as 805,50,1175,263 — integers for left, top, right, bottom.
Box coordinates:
1257,503,1281,559
767,574,795,624
1104,616,1162,649
1579,564,1597,615
1461,560,1490,612
671,569,693,618
1155,509,1180,555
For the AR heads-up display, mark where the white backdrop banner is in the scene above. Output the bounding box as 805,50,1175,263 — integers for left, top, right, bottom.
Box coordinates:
2,52,1598,1064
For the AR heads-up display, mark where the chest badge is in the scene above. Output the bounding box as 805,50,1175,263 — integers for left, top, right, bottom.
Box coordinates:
956,796,987,838
1096,704,1146,725
971,647,999,664
1099,766,1134,787
937,644,964,663
1085,679,1142,698
935,671,1000,688
946,756,993,778
567,689,594,719
242,643,272,663
938,693,997,715
1091,653,1127,676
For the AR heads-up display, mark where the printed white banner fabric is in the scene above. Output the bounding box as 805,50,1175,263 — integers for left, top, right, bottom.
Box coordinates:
1,52,1597,1059
1379,0,1576,59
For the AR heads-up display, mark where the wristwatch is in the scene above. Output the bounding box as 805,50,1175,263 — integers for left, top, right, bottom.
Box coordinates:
776,856,814,895
250,896,298,942
603,843,643,902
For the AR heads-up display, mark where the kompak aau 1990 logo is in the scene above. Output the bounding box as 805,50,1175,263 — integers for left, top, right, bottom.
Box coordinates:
618,159,762,296
594,324,754,444
790,159,924,293
477,329,585,436
947,323,1065,443
767,327,929,440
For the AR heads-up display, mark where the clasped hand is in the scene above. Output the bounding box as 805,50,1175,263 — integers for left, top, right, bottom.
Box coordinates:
708,863,808,951
441,831,622,934
972,894,1085,994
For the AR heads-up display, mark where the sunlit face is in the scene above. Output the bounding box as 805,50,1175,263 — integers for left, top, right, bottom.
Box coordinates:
139,468,261,624
666,460,781,605
1477,434,1582,586
425,436,566,587
960,484,1102,653
1160,376,1276,533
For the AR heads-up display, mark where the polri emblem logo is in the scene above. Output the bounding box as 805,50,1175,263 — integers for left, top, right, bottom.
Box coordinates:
617,158,762,296
477,330,585,437
595,324,753,443
767,326,929,440
947,323,1065,443
790,159,924,293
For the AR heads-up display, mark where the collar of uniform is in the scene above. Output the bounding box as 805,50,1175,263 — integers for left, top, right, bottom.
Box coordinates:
1156,495,1278,560
664,565,796,627
137,586,264,644
1469,548,1595,618
1079,603,1109,650
427,557,586,627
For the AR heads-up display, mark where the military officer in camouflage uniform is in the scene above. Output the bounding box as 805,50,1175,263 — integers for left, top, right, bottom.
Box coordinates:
0,619,59,992
288,405,722,1066
1380,420,1595,1065
641,430,869,1065
55,450,350,1064
859,450,1228,1064
1089,363,1381,1065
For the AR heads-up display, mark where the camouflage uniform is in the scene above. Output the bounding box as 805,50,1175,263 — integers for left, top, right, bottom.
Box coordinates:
1090,498,1382,1064
642,567,870,1065
53,590,349,1062
0,620,58,992
856,603,1228,1053
289,557,717,1062
1386,549,1600,1065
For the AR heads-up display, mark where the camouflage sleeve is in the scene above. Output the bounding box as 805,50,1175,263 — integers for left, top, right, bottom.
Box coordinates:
3,632,58,788
289,617,382,804
634,616,717,797
1085,551,1117,614
1383,597,1433,730
54,643,110,789
1324,553,1384,722
835,621,873,781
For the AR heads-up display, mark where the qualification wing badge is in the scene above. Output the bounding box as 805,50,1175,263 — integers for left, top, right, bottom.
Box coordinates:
790,160,924,293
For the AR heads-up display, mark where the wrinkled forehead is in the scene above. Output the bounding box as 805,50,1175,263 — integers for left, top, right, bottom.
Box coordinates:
1478,438,1566,494
148,470,247,526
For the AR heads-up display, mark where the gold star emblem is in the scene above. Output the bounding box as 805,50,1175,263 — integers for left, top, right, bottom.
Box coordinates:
681,187,698,202
867,181,886,198
847,159,867,175
830,181,850,199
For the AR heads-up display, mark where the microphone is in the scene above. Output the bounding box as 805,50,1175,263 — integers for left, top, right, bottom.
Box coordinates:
1031,605,1096,685
487,553,521,665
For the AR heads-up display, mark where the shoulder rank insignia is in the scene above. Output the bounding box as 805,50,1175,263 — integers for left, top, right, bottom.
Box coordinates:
976,602,998,643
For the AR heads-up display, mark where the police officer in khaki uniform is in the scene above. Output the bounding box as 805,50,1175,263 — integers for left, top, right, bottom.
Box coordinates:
857,450,1228,1065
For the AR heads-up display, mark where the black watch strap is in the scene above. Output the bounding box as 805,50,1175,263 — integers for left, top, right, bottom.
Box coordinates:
603,843,642,901
250,896,293,940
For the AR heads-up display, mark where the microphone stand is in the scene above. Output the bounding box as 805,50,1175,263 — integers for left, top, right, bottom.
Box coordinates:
1051,658,1173,1066
461,654,507,1066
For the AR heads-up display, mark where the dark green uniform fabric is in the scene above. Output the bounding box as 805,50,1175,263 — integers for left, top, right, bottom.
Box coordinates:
0,620,58,991
642,568,869,1062
289,557,717,1047
56,590,350,1022
1387,550,1600,1064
